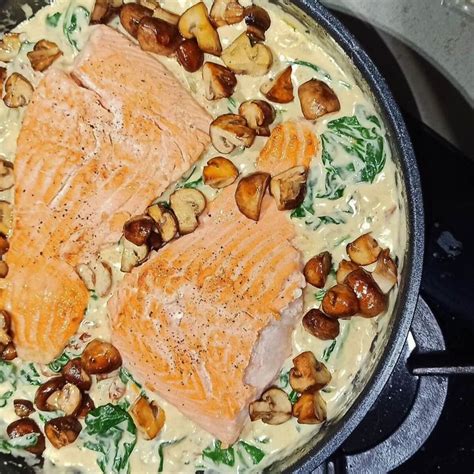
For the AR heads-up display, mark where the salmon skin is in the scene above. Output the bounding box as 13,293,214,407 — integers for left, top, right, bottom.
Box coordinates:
0,26,211,363
109,186,305,444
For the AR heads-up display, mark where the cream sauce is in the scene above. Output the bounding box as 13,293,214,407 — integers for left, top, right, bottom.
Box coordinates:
0,0,406,471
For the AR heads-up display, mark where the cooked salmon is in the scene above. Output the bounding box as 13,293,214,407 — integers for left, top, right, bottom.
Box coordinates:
257,119,319,173
0,25,211,363
109,186,305,444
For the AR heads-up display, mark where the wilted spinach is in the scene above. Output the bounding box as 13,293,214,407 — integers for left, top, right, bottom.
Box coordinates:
19,363,41,386
46,12,61,27
289,59,331,80
157,438,185,472
48,351,71,373
0,433,39,454
63,6,90,51
322,340,337,362
203,440,235,467
239,441,265,465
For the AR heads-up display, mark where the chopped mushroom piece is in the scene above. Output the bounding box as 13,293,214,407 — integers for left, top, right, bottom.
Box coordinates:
62,358,92,391
336,259,359,284
7,418,45,455
345,268,387,317
35,377,66,411
289,351,331,393
303,251,332,288
202,62,237,100
0,158,14,191
293,391,327,424
120,236,149,272
119,3,153,38
1,342,16,360
210,114,256,153
0,234,9,256
123,215,155,246
169,188,207,234
27,40,63,72
203,157,239,188
45,416,82,449
13,399,35,418
221,33,273,76
235,172,270,221
260,66,294,103
0,260,8,278
0,200,13,235
238,99,275,136
75,259,113,297
91,0,116,24
81,339,123,374
178,2,222,56
177,39,204,72
298,79,340,120
302,308,340,340
3,73,34,108
249,387,292,425
346,233,382,265
130,396,166,440
147,204,179,243
0,67,6,90
77,394,95,418
372,248,398,293
321,283,359,318
137,17,181,56
270,166,307,211
0,34,21,63
152,5,180,25
47,383,83,416
210,0,244,27
244,5,271,41
0,310,12,348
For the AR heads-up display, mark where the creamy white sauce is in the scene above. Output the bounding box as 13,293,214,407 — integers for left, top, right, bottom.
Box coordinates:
0,0,406,472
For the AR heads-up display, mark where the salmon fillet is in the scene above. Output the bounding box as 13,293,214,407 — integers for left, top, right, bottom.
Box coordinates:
109,187,305,444
1,26,211,363
257,120,318,173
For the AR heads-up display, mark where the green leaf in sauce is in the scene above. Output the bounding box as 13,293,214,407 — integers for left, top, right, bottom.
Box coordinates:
63,6,90,51
322,340,337,362
278,369,289,388
176,166,203,189
289,59,332,80
158,438,185,472
46,12,62,27
48,351,71,373
288,390,299,405
315,289,327,302
19,363,41,386
227,96,238,113
0,433,39,454
118,367,142,389
0,390,14,408
0,360,16,385
239,441,265,465
202,440,235,467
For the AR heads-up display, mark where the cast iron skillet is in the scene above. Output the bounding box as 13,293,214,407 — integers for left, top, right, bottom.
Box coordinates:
0,0,424,472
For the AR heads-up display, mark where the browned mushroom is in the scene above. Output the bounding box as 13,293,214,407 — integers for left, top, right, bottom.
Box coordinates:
151,5,180,25
81,339,122,374
346,233,381,265
148,227,163,251
238,100,275,136
270,165,307,211
0,234,8,256
298,79,340,120
221,33,272,76
137,17,181,56
147,203,179,243
202,62,237,100
289,351,331,393
0,201,12,235
372,248,398,293
0,34,21,63
13,399,35,418
203,157,239,188
7,418,45,455
344,268,387,317
0,67,6,90
123,215,155,246
119,3,153,38
178,2,222,56
210,0,244,27
0,158,14,192
292,391,327,424
303,251,332,288
130,396,166,440
244,5,271,41
321,283,359,318
1,342,16,360
46,383,83,416
91,0,113,24
235,172,270,221
0,260,8,278
62,358,92,391
210,114,256,153
3,73,34,108
44,416,82,449
176,39,204,72
336,259,359,284
75,259,113,298
120,236,149,273
0,309,12,349
27,40,62,72
169,188,206,234
77,393,95,418
302,308,340,340
34,377,66,411
260,66,294,104
249,387,292,425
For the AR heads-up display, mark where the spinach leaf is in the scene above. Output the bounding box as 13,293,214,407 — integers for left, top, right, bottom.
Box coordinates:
322,340,337,362
0,360,16,385
0,390,13,408
315,289,327,302
118,367,142,388
0,433,39,454
46,12,61,27
289,60,331,80
63,6,90,51
227,96,238,113
158,438,185,472
278,370,289,388
19,363,41,386
48,352,71,373
288,390,299,405
176,167,203,189
239,441,265,465
202,440,235,467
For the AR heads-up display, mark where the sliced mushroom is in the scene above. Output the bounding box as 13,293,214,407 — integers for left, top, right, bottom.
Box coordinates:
0,34,21,63
178,2,222,56
270,166,307,211
244,5,271,41
177,39,204,72
238,100,275,136
298,79,340,120
321,283,359,318
108,378,126,401
14,399,35,418
293,391,327,424
147,204,179,243
77,393,95,418
0,310,12,347
7,418,45,455
202,62,237,100
210,114,256,153
203,157,239,189
303,251,332,288
130,396,166,440
91,0,114,24
210,0,244,27
0,158,14,192
123,215,155,246
120,236,149,273
0,67,6,90
0,234,9,256
1,342,16,360
62,358,92,391
47,383,82,416
289,351,331,393
0,260,8,278
336,259,359,284
249,387,292,425
81,339,122,374
235,172,270,221
345,268,387,317
152,5,180,25
119,3,153,38
3,73,34,108
27,40,62,72
260,66,294,104
76,259,113,297
137,17,181,56
302,308,340,340
169,188,206,234
372,248,398,293
75,263,95,290
221,33,272,76
45,416,82,449
346,233,382,265
35,377,66,411
0,201,12,236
